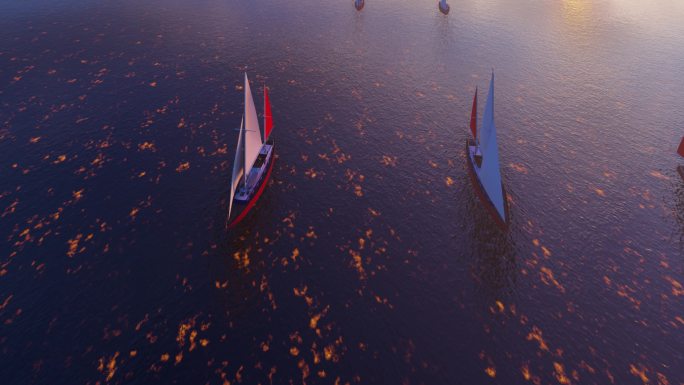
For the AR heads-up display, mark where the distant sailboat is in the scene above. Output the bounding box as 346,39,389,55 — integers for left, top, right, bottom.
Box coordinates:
354,0,365,11
227,73,276,228
466,72,509,229
438,0,450,14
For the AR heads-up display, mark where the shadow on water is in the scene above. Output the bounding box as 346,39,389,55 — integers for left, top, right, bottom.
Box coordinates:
434,2,451,45
462,176,518,302
673,169,684,248
353,4,365,36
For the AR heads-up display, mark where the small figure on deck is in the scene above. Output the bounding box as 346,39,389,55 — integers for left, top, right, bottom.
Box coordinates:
474,146,483,167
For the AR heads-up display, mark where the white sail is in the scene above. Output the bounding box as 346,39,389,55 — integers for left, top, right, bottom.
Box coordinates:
228,116,245,220
244,73,263,176
478,72,506,221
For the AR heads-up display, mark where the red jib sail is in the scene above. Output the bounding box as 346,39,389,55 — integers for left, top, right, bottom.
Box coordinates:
470,87,478,139
678,137,684,157
264,86,273,140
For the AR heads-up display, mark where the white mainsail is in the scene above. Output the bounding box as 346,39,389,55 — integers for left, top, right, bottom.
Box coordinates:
243,73,263,180
478,72,506,221
228,116,245,220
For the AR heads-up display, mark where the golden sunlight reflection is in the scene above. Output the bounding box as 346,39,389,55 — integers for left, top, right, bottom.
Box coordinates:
1,0,683,383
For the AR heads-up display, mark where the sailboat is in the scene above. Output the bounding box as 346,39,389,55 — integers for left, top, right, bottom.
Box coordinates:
466,72,509,229
354,0,365,11
678,137,684,180
438,0,450,15
227,73,276,228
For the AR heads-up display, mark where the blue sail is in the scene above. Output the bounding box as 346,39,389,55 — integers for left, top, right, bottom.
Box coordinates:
478,72,506,222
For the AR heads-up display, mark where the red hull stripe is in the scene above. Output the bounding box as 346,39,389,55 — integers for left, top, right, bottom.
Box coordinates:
465,141,509,230
228,153,276,229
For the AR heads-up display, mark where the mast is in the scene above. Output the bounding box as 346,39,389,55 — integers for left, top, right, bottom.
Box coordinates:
243,115,248,190
244,73,248,190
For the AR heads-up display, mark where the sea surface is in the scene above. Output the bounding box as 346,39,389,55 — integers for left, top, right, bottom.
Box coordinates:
1,0,684,383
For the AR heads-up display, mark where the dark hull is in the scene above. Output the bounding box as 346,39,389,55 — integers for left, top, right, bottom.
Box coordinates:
228,141,276,229
438,2,450,15
465,139,510,230
354,0,364,11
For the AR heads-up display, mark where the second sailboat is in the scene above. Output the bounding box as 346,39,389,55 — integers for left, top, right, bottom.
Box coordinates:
227,73,276,228
466,72,510,229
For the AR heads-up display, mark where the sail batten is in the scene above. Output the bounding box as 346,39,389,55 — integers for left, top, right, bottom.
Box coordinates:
243,73,263,176
478,72,506,222
264,86,273,140
470,87,478,140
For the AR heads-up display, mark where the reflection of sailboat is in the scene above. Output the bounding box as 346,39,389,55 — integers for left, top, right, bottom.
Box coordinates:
354,0,365,11
678,137,684,180
466,72,509,229
438,0,450,14
227,73,276,228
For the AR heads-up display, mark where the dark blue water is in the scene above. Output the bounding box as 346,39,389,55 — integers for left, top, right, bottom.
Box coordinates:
1,0,683,383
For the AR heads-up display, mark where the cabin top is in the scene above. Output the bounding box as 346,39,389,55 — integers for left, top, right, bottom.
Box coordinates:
253,153,267,168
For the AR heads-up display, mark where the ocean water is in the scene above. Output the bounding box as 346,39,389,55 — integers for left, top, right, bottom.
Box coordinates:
1,0,683,383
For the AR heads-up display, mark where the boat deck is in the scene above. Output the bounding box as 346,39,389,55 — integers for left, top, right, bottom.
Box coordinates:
235,142,274,202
